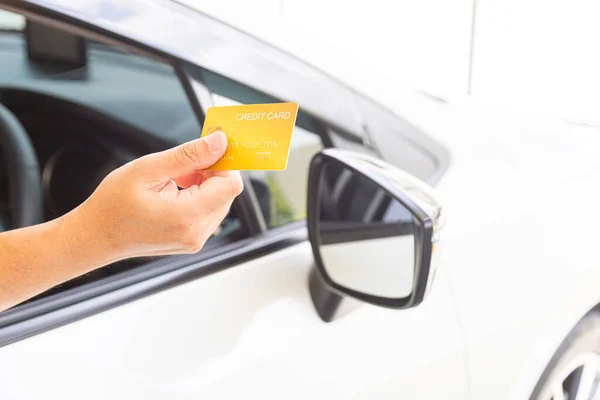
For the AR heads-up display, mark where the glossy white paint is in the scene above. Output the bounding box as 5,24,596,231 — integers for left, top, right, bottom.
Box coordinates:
394,96,600,400
0,242,467,399
432,106,600,400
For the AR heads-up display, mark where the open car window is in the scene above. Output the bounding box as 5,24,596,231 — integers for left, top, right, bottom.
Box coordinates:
0,9,246,305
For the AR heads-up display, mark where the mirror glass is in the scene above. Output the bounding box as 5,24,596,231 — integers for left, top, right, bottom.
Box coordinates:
318,161,417,299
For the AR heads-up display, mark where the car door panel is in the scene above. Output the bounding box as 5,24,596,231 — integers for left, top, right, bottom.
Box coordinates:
0,239,466,399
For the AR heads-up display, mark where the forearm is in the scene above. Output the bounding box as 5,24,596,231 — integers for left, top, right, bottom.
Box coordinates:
0,132,241,312
0,208,115,312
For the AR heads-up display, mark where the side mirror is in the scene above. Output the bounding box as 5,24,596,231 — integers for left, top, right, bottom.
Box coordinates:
307,149,444,310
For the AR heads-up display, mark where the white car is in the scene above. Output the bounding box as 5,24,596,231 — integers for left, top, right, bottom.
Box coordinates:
1,1,600,400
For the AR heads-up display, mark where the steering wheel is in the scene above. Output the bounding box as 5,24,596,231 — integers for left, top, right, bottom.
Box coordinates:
0,103,43,231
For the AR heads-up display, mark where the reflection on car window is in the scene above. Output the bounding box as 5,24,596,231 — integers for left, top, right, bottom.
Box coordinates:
202,70,325,229
0,10,25,31
0,10,201,145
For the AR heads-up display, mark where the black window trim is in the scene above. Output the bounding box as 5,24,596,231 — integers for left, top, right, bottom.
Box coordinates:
0,2,451,346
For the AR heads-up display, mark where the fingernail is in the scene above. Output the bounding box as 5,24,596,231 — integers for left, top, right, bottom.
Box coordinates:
205,131,227,153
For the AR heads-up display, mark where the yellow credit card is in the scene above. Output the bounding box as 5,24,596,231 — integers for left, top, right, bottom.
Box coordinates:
200,102,299,171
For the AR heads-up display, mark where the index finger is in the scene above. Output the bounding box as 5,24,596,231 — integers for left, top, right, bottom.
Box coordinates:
178,171,244,214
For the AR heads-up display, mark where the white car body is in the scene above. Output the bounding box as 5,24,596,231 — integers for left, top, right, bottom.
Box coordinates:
1,1,600,399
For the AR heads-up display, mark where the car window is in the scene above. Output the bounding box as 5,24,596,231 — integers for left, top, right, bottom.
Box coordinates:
0,10,234,227
0,10,244,302
200,70,325,229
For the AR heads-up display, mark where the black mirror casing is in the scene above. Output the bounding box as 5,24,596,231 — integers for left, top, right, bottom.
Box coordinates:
307,149,443,310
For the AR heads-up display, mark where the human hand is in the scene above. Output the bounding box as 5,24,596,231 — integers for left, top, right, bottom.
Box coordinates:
63,131,243,263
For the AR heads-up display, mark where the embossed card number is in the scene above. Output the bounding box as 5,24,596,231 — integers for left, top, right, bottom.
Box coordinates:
200,102,299,171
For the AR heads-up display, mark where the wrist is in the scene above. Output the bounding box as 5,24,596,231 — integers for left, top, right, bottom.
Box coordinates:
58,204,122,272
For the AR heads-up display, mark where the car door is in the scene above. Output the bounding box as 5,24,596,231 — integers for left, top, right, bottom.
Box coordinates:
0,2,467,399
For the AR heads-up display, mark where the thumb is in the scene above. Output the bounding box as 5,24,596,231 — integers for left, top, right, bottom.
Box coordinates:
141,132,228,182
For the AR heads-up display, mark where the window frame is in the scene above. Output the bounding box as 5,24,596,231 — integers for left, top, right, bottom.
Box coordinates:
0,1,451,347
0,5,271,343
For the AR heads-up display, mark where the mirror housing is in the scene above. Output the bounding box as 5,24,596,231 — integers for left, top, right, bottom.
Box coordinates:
307,149,444,310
